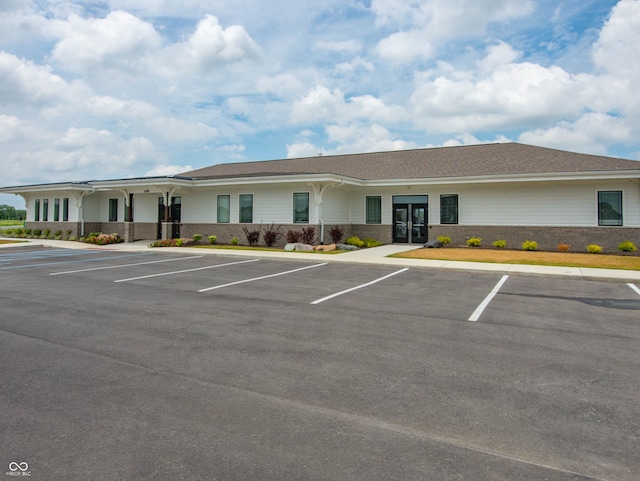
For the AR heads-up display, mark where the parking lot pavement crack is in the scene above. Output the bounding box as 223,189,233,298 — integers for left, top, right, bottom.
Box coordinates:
1,326,608,481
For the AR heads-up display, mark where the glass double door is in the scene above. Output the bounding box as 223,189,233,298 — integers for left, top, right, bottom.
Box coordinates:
393,203,427,244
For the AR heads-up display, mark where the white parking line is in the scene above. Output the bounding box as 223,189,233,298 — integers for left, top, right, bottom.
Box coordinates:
468,275,509,322
50,255,204,275
198,263,327,292
628,283,640,296
115,258,260,283
311,268,409,305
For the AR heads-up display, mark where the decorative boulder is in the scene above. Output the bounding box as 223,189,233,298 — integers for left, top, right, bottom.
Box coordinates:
285,242,314,251
337,243,359,251
424,239,443,248
314,243,336,252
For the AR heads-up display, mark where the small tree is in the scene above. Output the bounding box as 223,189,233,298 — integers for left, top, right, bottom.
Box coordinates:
286,230,301,243
329,225,344,244
242,226,260,246
301,226,316,244
262,223,283,247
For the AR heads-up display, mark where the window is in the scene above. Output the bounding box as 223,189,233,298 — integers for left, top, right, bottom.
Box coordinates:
440,194,459,224
366,196,382,224
62,198,69,222
293,193,309,223
598,191,622,226
34,199,40,222
217,195,230,223
54,198,60,222
108,198,118,222
239,194,253,223
42,199,48,221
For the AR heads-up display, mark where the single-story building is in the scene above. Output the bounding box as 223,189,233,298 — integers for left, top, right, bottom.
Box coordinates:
2,142,640,251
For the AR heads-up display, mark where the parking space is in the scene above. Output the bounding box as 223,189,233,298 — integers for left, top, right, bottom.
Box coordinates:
2,245,640,480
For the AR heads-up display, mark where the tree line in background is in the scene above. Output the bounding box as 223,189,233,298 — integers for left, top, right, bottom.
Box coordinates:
0,204,26,221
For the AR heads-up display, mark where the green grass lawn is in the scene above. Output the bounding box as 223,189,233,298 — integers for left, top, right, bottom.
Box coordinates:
0,220,24,227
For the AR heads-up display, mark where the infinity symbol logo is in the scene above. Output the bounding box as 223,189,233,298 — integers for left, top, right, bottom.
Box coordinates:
8,462,28,472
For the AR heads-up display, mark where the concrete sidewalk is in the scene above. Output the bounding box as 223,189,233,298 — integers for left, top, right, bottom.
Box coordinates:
3,237,640,282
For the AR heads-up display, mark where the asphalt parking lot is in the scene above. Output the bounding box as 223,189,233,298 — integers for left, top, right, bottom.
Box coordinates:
1,245,639,480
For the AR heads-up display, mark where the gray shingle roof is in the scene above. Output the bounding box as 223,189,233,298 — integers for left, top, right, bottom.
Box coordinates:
181,143,640,181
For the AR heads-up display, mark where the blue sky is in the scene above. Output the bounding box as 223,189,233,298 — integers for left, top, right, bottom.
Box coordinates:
1,0,639,209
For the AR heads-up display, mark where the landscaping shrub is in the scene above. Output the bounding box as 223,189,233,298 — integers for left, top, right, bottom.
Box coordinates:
286,230,301,243
241,226,261,246
587,244,602,254
329,225,344,244
437,235,451,245
149,239,180,247
493,240,506,249
557,244,570,252
262,223,283,247
345,236,365,248
231,237,240,245
618,240,637,252
193,234,203,242
301,226,316,244
364,238,383,248
65,229,73,239
53,230,63,239
84,233,123,245
208,235,217,244
522,240,538,251
466,237,482,247
33,229,42,237
43,229,51,238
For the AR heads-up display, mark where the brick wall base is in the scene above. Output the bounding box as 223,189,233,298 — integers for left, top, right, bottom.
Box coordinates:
24,221,638,253
430,225,640,253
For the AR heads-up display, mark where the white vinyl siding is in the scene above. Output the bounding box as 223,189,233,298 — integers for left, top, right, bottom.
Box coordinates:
83,195,100,222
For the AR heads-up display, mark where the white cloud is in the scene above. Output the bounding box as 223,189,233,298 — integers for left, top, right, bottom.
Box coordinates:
592,0,640,82
0,0,31,12
291,85,404,125
411,55,585,133
373,0,533,62
476,41,520,72
257,73,304,97
50,11,162,75
316,39,362,54
376,30,434,62
518,113,633,155
286,124,418,158
159,15,260,74
145,164,194,177
0,51,78,108
335,57,375,74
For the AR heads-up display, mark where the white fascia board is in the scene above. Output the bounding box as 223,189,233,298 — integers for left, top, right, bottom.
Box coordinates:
362,170,640,187
90,177,193,192
192,173,361,187
0,183,94,194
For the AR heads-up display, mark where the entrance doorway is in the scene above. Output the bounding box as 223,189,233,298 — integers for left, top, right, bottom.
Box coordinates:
392,195,428,244
157,196,182,239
